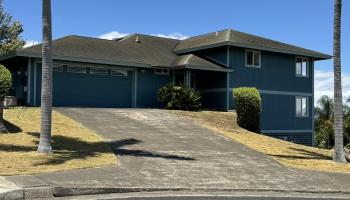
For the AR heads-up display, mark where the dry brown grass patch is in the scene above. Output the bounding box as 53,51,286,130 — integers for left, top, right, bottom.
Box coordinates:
171,110,350,174
0,108,116,175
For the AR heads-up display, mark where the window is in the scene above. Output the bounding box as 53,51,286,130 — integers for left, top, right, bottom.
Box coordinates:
154,68,169,75
296,97,308,117
245,49,261,68
67,65,87,74
53,63,64,72
111,69,128,76
90,67,109,75
296,57,308,77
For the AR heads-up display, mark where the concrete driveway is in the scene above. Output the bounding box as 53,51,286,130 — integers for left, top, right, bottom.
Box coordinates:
15,108,350,193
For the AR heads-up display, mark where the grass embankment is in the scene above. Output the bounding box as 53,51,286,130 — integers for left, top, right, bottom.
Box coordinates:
171,110,350,174
0,108,116,175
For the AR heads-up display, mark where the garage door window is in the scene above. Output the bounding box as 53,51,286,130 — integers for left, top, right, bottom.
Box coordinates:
67,66,87,74
91,67,109,75
111,69,128,76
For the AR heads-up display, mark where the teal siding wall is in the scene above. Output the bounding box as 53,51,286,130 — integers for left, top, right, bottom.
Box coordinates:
197,47,227,66
197,46,314,146
229,47,312,93
136,68,173,108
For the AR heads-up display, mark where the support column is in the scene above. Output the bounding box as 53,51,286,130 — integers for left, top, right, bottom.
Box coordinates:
26,57,31,105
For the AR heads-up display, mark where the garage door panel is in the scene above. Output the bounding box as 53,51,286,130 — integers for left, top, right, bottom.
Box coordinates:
52,70,133,108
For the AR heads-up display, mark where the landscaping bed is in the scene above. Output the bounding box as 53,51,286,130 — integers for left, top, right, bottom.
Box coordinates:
0,108,116,175
171,110,350,174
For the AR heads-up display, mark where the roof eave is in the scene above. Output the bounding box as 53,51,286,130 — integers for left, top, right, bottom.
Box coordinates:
174,41,331,60
0,52,18,61
1,51,152,68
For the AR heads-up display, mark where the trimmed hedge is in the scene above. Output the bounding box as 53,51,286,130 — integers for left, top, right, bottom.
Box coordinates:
157,83,201,110
233,87,261,132
0,64,12,101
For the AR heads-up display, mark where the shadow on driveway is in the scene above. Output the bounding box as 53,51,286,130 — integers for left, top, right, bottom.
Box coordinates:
110,138,195,161
0,132,195,166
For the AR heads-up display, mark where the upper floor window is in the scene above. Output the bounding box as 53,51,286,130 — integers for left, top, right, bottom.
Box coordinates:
245,49,261,68
296,57,308,77
296,96,308,117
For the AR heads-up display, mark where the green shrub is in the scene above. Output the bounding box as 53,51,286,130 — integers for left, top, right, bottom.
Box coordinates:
0,64,12,101
233,87,261,132
157,83,201,110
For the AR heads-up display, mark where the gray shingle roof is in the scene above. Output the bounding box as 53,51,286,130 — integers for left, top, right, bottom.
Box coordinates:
175,29,331,60
13,34,181,67
0,28,331,72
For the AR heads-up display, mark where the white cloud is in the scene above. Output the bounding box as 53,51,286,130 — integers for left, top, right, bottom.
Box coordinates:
98,31,189,40
98,31,129,40
151,32,189,40
24,40,40,48
314,69,350,104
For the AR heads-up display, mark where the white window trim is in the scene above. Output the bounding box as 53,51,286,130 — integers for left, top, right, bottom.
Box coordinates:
296,96,309,118
67,65,87,74
111,69,128,76
154,68,170,75
90,67,110,76
295,56,309,78
245,49,261,68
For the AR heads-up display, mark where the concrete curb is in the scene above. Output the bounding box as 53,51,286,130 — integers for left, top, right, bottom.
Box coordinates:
52,186,350,197
3,185,350,199
0,189,23,200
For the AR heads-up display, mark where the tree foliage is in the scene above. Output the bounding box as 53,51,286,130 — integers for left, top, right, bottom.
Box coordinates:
315,95,350,149
0,64,11,100
0,0,25,54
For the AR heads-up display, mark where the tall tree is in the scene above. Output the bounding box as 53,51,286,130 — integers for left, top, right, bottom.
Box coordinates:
0,0,25,54
37,0,53,153
332,0,346,162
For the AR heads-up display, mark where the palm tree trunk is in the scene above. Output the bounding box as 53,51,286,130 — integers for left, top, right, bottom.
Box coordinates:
0,101,7,133
333,0,346,162
37,0,53,153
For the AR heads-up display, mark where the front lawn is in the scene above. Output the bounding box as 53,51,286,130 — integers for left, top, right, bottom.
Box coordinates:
171,110,350,174
0,108,116,175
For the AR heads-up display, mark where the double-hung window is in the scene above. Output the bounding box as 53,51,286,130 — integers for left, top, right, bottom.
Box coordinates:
296,57,308,77
296,96,308,117
245,49,261,68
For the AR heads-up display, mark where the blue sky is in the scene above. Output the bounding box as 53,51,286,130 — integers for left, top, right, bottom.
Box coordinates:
3,0,350,102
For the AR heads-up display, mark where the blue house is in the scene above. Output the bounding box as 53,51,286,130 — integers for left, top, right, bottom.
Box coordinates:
0,29,331,146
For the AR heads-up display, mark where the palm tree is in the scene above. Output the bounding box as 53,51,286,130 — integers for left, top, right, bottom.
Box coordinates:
315,96,334,148
37,0,53,153
332,0,346,162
